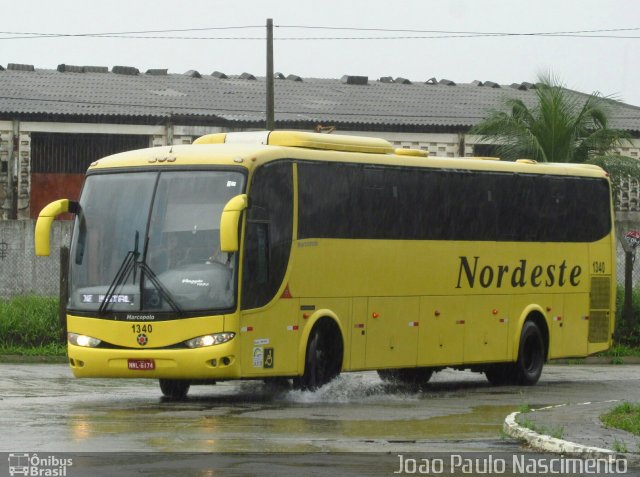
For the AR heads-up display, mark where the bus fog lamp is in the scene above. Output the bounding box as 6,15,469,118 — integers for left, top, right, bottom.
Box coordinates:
68,332,101,348
185,332,236,348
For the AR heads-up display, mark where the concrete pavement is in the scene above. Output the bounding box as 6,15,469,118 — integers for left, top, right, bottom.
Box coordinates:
504,398,640,467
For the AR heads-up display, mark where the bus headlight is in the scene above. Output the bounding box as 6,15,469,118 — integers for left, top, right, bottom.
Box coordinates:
68,332,102,348
185,332,235,348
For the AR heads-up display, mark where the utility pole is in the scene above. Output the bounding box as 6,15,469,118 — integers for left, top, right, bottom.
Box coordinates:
266,18,275,131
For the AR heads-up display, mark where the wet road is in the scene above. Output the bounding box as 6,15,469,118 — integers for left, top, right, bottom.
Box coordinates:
1,363,639,475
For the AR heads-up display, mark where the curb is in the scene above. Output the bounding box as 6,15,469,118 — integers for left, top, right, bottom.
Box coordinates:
503,404,640,466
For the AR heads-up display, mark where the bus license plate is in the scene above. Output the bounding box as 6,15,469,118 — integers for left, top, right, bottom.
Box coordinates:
128,359,155,370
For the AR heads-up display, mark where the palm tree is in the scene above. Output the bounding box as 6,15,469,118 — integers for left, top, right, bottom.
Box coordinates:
471,74,629,163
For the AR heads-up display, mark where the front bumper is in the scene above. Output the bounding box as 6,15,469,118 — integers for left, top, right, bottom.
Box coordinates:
67,341,240,380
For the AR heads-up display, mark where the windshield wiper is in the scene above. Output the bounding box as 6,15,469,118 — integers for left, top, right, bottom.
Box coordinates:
99,232,140,315
139,235,183,316
99,231,184,316
139,262,183,316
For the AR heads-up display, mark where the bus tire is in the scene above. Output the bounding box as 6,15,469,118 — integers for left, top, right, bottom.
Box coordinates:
159,379,190,399
485,321,545,386
514,320,545,386
294,325,342,391
378,367,433,387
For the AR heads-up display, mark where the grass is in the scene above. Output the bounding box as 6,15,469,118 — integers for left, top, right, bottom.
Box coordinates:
517,413,565,439
519,416,540,432
565,358,586,365
0,296,64,355
597,344,640,358
601,402,640,437
0,343,66,356
613,440,629,453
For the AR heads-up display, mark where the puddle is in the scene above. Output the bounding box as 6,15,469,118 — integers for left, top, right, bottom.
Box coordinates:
2,365,527,452
58,374,519,452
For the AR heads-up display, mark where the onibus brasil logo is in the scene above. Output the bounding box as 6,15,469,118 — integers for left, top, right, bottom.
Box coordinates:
8,453,73,476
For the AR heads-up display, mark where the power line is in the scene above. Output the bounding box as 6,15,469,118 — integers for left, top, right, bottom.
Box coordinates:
2,34,638,41
0,25,263,39
0,25,639,41
278,25,640,36
0,34,267,40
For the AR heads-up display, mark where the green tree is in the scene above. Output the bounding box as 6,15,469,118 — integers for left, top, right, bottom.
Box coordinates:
587,155,640,203
471,75,629,163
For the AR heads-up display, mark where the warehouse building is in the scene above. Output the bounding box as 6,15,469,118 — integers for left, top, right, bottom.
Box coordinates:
1,62,640,219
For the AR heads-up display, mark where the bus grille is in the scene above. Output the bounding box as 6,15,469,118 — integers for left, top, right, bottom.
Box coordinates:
589,277,611,310
588,311,610,343
589,276,611,343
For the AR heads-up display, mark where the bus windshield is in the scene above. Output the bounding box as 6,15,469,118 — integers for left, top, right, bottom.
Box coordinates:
68,169,246,315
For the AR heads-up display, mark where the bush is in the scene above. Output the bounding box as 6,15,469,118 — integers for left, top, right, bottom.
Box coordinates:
615,286,640,347
0,296,62,347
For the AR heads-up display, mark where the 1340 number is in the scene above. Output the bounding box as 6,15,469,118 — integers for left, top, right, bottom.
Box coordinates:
131,324,153,333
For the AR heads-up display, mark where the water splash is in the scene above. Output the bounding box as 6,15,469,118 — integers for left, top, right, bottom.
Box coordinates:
283,373,423,404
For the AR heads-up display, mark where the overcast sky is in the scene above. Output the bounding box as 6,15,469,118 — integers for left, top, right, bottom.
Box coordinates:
3,0,640,106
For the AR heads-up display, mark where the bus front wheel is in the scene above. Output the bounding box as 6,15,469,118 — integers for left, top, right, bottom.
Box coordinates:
294,325,342,391
159,379,190,399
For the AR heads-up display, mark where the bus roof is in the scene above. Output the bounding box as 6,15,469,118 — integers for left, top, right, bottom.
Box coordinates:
88,130,608,179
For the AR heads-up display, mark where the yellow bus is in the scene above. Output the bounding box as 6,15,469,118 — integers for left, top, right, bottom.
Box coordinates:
35,131,616,398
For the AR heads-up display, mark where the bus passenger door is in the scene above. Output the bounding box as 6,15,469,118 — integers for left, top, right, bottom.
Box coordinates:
418,296,465,366
464,296,509,363
365,297,419,369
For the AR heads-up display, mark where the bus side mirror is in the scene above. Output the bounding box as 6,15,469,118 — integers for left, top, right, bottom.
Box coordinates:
220,194,248,252
35,199,78,256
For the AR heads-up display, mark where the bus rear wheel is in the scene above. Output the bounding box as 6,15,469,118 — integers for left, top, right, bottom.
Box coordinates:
294,325,342,391
159,379,190,399
485,320,545,386
514,320,545,385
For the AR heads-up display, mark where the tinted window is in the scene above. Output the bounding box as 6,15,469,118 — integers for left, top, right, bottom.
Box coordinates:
297,162,611,243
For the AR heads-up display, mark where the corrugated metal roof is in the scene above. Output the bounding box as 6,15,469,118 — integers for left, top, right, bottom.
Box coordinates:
1,67,639,132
